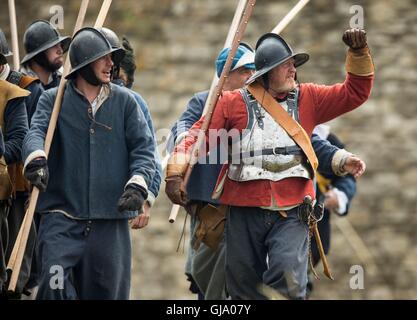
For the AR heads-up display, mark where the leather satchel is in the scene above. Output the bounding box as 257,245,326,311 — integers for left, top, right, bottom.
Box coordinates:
192,204,228,251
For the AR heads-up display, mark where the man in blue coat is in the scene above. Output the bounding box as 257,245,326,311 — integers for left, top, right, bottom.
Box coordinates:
0,78,29,298
167,44,364,299
22,27,156,300
1,28,44,298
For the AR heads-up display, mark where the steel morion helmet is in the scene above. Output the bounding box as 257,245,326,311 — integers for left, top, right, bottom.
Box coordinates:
246,33,309,85
21,20,71,65
0,28,12,64
65,27,125,79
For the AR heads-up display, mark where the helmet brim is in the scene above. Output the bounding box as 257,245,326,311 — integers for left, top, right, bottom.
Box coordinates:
21,36,71,65
246,52,309,85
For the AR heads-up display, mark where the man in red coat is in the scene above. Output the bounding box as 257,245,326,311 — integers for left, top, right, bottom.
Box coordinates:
166,28,374,299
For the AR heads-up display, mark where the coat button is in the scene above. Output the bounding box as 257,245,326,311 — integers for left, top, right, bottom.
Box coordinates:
90,128,95,134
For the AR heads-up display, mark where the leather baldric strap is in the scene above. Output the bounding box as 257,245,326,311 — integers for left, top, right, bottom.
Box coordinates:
246,82,318,174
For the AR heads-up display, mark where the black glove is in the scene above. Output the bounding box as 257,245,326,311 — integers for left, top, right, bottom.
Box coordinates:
24,158,49,192
342,28,367,49
117,184,147,213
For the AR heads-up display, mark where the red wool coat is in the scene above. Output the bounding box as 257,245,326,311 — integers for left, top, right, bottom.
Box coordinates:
175,73,374,207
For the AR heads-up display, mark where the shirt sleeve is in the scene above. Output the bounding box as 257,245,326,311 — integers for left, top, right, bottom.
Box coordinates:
22,90,54,170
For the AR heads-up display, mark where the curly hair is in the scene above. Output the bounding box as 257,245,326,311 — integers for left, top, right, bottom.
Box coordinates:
119,36,137,89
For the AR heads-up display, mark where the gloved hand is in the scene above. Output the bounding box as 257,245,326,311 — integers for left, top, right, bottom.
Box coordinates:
342,28,367,49
24,158,49,192
165,175,189,206
117,184,147,213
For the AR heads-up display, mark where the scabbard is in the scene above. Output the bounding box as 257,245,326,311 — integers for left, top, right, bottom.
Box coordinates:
312,223,334,280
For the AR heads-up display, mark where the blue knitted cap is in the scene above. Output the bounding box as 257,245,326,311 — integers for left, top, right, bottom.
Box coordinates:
215,43,255,77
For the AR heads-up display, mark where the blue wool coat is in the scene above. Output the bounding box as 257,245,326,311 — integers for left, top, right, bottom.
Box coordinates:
25,80,44,124
22,81,156,220
169,91,341,204
4,97,29,164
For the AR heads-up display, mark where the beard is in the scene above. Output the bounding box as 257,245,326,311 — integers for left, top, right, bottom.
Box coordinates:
78,64,102,86
283,78,297,91
49,58,63,71
269,78,297,96
33,52,62,73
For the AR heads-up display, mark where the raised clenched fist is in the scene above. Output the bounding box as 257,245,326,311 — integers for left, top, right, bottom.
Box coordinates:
342,28,367,49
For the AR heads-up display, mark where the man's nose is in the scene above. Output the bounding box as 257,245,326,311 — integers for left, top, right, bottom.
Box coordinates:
104,55,113,66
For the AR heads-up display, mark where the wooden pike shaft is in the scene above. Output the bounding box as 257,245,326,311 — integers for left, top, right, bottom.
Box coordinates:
183,0,256,188
94,0,113,27
202,0,248,117
272,0,310,34
223,0,249,50
6,202,28,271
168,204,181,223
6,0,95,292
334,217,378,275
167,0,252,223
313,223,334,280
8,0,20,70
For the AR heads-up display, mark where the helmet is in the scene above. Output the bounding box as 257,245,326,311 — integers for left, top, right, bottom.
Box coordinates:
65,27,125,79
215,42,255,77
246,33,309,84
98,27,122,49
0,28,12,57
21,20,71,65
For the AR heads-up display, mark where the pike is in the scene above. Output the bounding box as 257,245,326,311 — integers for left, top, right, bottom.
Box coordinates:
334,216,378,276
182,0,256,188
168,0,255,223
6,0,115,292
8,0,19,70
168,0,311,223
